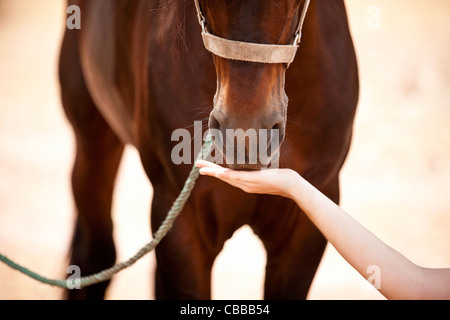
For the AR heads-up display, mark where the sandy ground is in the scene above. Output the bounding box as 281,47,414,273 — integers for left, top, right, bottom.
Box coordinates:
0,0,449,300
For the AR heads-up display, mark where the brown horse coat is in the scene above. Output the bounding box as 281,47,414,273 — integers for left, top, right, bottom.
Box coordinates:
59,0,358,299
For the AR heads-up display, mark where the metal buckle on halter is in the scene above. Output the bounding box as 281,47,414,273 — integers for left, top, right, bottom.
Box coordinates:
201,19,206,33
293,32,301,46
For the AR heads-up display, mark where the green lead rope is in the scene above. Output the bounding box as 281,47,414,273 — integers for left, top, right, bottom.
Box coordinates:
0,135,213,289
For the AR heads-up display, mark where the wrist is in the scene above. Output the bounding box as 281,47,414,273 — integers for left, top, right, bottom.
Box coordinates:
287,172,317,209
285,171,304,200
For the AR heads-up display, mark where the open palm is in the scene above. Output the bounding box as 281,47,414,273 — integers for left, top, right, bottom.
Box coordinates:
196,160,300,199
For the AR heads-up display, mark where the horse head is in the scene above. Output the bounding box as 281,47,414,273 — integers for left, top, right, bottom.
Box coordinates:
197,0,309,170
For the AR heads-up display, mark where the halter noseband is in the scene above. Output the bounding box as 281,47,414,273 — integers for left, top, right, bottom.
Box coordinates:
194,0,310,68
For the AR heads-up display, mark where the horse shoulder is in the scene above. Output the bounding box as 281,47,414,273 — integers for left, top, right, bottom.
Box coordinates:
77,0,135,144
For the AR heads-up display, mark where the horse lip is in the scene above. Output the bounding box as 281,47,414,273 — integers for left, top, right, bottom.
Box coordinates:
219,149,280,171
207,128,282,169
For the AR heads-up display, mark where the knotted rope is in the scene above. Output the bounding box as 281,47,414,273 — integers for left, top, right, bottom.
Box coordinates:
0,135,213,289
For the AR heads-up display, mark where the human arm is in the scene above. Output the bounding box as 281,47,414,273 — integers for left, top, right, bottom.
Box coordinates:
196,160,450,299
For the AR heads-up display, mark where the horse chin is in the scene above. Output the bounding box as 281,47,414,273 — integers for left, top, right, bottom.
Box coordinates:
221,148,281,171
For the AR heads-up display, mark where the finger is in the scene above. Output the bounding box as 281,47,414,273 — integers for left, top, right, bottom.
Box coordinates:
199,167,240,183
198,167,217,176
200,168,262,194
199,167,229,177
213,175,250,190
216,177,259,194
195,160,225,170
216,169,258,183
199,168,250,191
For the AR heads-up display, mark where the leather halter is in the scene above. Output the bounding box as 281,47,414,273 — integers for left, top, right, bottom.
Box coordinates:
194,0,310,68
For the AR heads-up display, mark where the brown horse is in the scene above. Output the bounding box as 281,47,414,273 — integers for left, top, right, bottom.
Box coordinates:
59,0,358,299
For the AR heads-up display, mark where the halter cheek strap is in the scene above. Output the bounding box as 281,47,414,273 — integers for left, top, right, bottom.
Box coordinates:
194,0,310,67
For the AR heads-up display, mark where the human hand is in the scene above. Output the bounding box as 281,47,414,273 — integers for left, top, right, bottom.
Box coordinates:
195,160,301,199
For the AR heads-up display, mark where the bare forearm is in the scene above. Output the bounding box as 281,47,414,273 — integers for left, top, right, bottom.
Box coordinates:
289,174,437,299
196,161,450,298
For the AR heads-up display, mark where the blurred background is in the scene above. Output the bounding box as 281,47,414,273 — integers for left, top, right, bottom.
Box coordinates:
0,0,449,300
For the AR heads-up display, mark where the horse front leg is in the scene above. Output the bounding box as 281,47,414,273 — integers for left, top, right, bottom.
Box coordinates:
152,198,218,300
150,184,219,300
66,128,124,300
252,177,340,299
60,29,124,300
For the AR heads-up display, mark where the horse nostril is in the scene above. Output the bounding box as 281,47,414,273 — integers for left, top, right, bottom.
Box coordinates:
209,114,221,131
271,123,283,133
208,114,225,151
267,122,285,150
